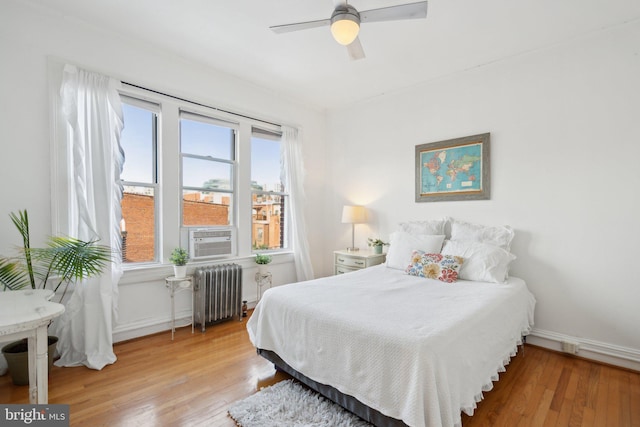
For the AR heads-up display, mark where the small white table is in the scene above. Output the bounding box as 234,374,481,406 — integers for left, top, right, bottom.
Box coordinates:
0,289,65,404
165,276,194,340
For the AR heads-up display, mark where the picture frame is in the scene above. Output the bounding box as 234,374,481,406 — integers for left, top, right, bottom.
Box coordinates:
415,133,490,202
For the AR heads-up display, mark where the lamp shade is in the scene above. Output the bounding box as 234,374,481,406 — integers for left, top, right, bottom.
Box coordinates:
330,18,360,45
341,205,367,224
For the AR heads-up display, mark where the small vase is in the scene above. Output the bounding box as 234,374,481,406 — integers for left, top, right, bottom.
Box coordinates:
173,265,187,279
257,264,269,275
373,245,383,254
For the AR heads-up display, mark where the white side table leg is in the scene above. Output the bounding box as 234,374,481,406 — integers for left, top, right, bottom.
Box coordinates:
191,284,194,334
27,331,37,404
35,325,48,404
170,285,175,340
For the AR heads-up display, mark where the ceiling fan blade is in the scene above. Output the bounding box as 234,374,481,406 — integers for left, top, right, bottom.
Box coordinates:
270,18,331,34
347,37,365,61
360,1,428,23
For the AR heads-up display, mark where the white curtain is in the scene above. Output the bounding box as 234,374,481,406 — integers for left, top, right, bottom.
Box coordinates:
281,125,314,281
50,65,124,370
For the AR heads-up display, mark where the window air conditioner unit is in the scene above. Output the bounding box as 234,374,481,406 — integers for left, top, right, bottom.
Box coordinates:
189,228,236,259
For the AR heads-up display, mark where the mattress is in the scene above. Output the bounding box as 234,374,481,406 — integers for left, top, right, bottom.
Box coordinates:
247,264,536,427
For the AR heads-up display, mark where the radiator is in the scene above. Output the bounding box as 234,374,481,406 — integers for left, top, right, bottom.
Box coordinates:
194,263,243,332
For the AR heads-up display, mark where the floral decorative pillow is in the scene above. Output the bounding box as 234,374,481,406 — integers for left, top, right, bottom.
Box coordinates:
405,250,464,283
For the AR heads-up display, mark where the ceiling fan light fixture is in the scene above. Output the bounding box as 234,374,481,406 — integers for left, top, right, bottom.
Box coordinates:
330,7,360,45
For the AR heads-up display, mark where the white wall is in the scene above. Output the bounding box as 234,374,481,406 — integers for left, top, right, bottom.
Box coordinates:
325,22,640,369
0,1,327,341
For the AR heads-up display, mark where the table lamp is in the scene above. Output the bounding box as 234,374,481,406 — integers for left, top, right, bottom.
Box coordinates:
341,205,367,252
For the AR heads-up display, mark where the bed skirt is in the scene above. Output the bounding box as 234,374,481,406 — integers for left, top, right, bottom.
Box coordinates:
257,348,409,427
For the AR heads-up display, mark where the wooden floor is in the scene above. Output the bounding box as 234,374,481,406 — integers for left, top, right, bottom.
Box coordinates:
1,314,639,427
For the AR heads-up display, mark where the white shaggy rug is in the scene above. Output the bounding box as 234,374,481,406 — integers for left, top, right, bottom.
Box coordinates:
228,379,373,427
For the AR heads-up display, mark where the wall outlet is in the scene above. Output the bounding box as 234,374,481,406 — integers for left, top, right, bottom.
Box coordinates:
561,341,580,354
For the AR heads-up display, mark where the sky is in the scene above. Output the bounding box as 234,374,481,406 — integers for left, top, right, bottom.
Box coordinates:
120,103,281,189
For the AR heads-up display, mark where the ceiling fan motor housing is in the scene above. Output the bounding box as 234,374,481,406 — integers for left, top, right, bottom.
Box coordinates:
331,5,361,26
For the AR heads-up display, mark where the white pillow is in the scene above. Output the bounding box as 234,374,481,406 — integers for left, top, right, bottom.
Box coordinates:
386,231,446,270
449,218,515,251
441,240,516,283
398,219,446,236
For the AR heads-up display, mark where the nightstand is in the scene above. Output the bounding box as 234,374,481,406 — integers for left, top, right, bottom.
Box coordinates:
334,250,386,275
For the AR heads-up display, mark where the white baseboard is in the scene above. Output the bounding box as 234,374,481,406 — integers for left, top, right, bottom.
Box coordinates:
112,303,255,343
113,313,194,343
528,328,640,372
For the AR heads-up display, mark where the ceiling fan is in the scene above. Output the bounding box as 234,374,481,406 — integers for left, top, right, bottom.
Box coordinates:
269,1,428,60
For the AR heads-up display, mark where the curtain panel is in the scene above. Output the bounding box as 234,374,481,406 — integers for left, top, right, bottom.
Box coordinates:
50,64,124,370
281,125,314,282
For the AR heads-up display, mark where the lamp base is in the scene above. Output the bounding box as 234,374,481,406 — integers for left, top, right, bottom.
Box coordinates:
346,247,360,252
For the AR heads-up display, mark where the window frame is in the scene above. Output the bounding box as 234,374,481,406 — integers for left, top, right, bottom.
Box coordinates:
250,127,289,253
119,95,161,265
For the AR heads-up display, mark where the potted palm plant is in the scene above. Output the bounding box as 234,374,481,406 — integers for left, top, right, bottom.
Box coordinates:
0,210,112,385
169,248,189,278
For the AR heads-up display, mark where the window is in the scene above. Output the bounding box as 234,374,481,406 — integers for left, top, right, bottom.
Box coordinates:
113,85,290,268
180,112,236,227
120,97,159,264
251,128,288,251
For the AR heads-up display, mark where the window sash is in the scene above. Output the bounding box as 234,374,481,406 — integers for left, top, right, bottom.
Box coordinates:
120,97,159,265
180,112,238,227
120,103,158,185
250,131,288,252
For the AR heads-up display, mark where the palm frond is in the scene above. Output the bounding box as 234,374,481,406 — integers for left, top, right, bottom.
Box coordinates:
31,236,113,291
0,258,29,291
9,210,36,289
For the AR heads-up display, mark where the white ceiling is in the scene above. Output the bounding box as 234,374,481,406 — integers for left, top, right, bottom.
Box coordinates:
26,0,640,110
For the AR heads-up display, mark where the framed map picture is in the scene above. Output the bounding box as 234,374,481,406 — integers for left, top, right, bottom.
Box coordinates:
415,133,490,202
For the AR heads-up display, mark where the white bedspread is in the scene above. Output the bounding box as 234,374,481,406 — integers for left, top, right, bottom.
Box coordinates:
247,265,536,427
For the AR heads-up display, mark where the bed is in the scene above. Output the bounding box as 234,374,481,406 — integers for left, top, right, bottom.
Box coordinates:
247,219,536,427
